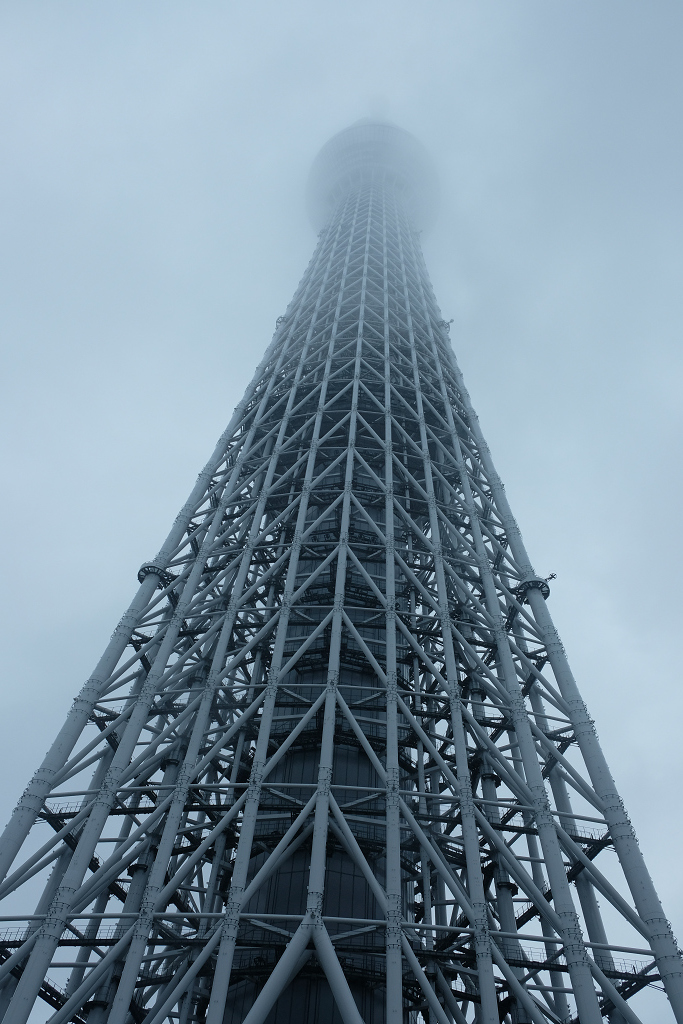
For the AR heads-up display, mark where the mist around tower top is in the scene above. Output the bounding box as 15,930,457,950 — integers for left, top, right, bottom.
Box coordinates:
306,120,439,232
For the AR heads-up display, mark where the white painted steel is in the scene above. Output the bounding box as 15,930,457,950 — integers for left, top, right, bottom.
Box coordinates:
0,123,678,1024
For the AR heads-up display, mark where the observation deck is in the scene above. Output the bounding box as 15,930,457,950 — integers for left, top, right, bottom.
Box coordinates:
307,119,439,231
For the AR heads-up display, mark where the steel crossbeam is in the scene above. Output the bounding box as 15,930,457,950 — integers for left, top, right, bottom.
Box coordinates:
0,121,680,1024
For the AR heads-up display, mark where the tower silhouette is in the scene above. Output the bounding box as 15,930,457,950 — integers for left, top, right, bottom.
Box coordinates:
0,121,680,1024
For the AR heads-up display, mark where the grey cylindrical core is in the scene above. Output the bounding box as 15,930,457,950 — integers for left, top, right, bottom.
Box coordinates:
307,120,439,231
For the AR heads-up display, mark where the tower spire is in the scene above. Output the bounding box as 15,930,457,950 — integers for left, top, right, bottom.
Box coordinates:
0,121,680,1024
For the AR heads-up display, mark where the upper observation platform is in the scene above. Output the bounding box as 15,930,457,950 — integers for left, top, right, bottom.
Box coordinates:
307,119,439,232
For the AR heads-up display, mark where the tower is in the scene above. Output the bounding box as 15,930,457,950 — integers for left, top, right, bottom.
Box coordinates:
0,120,680,1024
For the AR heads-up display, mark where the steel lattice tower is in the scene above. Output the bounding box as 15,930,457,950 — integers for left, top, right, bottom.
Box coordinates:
0,121,680,1024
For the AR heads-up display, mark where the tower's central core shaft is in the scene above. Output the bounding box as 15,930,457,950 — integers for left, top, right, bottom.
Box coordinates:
224,152,447,1022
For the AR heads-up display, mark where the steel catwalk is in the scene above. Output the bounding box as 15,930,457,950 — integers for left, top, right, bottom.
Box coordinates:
0,121,680,1024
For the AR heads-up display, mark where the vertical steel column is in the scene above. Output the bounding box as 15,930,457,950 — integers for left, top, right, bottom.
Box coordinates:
445,340,683,1017
0,323,291,889
392,194,500,1024
405,223,602,1021
381,183,405,1024
205,187,365,1024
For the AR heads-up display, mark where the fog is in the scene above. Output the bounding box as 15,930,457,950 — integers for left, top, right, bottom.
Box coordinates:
0,3,681,1021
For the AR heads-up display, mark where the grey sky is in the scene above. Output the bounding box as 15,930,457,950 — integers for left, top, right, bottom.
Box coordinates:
1,3,681,1020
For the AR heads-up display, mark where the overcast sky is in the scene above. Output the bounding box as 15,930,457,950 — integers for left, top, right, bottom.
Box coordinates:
1,4,682,1021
